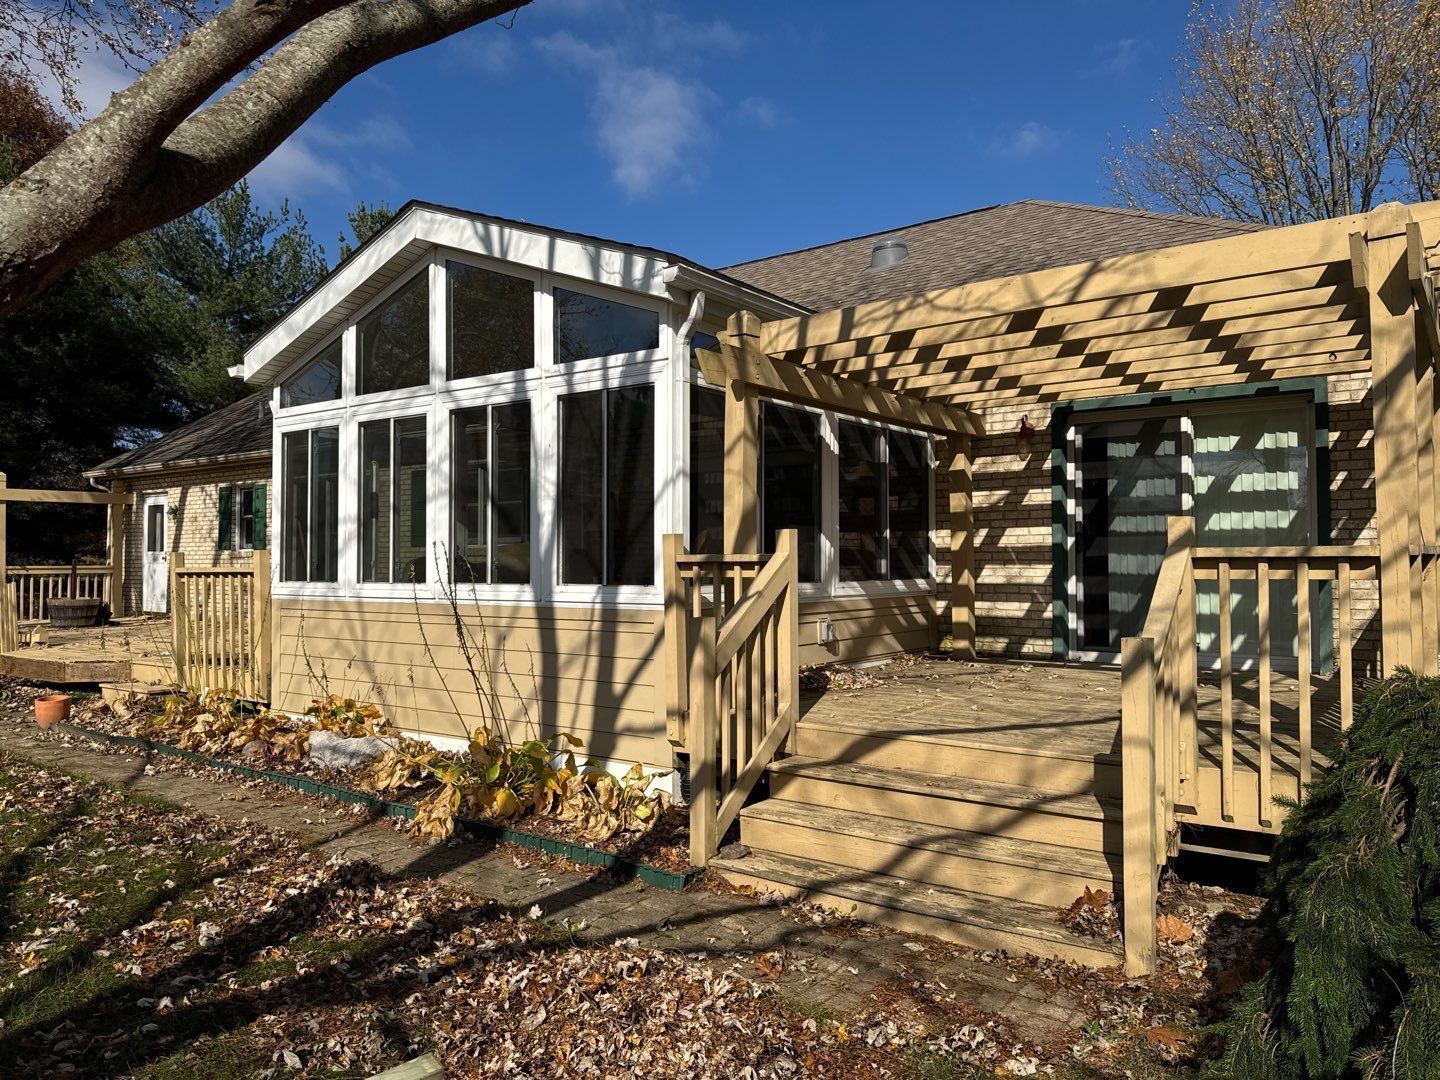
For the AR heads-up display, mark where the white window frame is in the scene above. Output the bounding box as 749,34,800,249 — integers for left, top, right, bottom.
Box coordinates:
352,407,431,595
275,423,343,591
438,248,544,392
352,262,436,406
274,332,345,414
547,276,668,379
230,483,262,553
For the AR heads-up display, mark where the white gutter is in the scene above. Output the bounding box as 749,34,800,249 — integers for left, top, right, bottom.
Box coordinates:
662,263,809,320
675,290,706,360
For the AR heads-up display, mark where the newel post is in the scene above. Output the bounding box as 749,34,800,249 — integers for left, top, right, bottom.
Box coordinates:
1120,634,1158,977
170,553,187,687
688,607,718,866
947,436,976,659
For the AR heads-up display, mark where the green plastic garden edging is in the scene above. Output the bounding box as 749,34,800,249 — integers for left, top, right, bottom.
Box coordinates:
57,721,699,892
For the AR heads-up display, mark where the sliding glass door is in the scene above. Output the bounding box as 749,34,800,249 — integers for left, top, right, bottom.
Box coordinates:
1070,398,1317,664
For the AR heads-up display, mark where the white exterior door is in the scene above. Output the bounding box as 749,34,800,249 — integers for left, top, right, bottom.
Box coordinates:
142,495,169,613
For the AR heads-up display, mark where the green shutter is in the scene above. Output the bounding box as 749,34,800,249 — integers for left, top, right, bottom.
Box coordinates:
252,484,267,549
218,485,233,551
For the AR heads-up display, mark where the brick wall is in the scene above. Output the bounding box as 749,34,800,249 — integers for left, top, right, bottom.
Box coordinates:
937,374,1381,673
117,462,271,616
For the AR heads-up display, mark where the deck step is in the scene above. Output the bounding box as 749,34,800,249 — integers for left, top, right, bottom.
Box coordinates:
739,799,1118,907
794,715,1122,798
767,756,1123,852
710,848,1122,969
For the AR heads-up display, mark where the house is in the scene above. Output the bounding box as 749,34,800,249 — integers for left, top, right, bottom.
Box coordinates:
226,195,1440,973
85,392,273,617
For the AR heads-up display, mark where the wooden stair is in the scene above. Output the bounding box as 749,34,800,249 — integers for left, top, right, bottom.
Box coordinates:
708,715,1126,967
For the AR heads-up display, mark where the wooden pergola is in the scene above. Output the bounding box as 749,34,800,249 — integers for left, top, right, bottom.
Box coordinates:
701,200,1440,678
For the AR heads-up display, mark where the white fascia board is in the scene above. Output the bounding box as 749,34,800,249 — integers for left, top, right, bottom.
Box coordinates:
242,206,675,385
662,263,809,320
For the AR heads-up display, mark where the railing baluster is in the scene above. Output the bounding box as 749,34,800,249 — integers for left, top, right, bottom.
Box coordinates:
1297,562,1312,789
1258,560,1273,828
1339,561,1354,730
1219,560,1235,822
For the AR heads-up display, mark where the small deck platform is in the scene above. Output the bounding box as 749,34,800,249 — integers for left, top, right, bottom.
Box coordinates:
0,616,174,686
799,656,1348,832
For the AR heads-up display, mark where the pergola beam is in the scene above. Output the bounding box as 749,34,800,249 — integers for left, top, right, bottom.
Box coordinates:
0,487,131,505
696,332,984,438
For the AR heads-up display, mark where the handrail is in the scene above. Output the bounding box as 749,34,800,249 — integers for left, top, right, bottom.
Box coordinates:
4,564,113,621
662,530,800,867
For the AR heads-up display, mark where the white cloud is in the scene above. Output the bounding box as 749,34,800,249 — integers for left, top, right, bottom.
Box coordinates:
1083,37,1149,79
249,136,347,198
249,115,409,199
989,120,1061,158
446,29,520,78
739,96,781,130
32,41,135,118
648,12,746,54
538,29,716,197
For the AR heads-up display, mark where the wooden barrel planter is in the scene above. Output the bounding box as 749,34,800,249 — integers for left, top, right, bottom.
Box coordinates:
47,597,106,628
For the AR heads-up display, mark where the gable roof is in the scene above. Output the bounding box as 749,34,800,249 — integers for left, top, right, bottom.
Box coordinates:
86,391,273,479
720,199,1265,312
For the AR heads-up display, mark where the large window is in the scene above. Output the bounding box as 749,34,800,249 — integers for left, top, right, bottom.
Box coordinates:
358,416,427,584
281,428,339,582
688,386,724,554
761,403,821,582
280,339,341,407
357,272,430,395
448,261,534,380
553,288,660,365
559,385,655,586
888,430,930,579
451,402,531,584
836,424,931,582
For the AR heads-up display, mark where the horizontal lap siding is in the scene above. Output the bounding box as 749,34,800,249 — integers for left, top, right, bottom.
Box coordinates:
935,374,1380,671
799,594,935,664
273,598,667,766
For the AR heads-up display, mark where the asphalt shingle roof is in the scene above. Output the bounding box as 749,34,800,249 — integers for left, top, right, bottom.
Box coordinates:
87,391,273,477
720,199,1265,312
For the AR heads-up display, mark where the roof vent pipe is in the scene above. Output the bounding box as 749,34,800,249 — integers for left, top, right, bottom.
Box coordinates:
868,236,909,272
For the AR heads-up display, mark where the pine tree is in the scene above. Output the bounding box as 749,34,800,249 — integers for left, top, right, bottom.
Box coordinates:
1219,670,1440,1078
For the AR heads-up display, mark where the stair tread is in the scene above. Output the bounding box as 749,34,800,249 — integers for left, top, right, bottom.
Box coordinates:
741,798,1116,880
768,756,1120,820
796,713,1122,766
710,848,1122,959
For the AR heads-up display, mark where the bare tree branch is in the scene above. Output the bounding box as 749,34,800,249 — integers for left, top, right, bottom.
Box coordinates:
0,0,529,318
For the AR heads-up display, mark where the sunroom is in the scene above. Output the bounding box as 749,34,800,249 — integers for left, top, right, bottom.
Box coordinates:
241,202,951,783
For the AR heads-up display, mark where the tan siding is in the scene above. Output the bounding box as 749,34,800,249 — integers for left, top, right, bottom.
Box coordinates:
800,594,935,664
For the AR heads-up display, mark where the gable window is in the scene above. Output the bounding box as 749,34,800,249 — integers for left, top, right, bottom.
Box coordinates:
451,402,531,584
280,428,339,582
553,288,659,365
357,272,430,395
280,339,341,407
559,385,654,586
761,403,821,583
688,386,725,554
219,484,267,552
447,261,534,380
358,416,428,584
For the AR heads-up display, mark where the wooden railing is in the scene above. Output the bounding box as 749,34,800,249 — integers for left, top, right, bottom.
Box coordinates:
5,564,112,621
1120,517,1380,974
662,530,800,867
0,582,17,653
171,552,272,701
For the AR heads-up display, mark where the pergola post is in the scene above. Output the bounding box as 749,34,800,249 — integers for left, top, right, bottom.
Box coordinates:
722,311,761,555
947,436,976,659
107,480,127,618
1365,203,1426,674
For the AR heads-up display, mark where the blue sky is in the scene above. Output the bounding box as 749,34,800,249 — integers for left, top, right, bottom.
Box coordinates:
76,1,1196,266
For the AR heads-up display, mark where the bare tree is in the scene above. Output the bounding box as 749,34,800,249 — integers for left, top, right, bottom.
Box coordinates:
1110,0,1440,225
0,0,529,320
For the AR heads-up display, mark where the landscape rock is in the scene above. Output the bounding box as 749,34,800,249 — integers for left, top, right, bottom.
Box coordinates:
306,730,388,770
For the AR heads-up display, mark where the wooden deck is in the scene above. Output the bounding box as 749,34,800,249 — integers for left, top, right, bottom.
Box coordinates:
800,656,1349,832
0,616,175,685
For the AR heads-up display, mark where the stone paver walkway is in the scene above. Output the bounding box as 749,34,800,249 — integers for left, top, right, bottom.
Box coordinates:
0,713,1090,1040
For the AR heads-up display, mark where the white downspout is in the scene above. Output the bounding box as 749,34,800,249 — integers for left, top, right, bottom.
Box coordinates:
676,289,706,359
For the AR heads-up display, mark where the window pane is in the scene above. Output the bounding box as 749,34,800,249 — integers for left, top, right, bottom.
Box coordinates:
309,427,339,582
280,338,341,407
281,432,309,580
762,404,821,582
492,402,531,584
357,272,429,395
450,407,488,584
607,385,654,586
690,330,719,359
238,486,256,549
448,261,534,379
145,504,165,553
559,391,604,584
838,422,885,581
689,386,724,554
554,288,660,364
393,417,427,584
888,431,929,580
358,420,392,583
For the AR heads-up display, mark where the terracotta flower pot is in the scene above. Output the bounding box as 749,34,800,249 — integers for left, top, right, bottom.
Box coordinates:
34,693,72,728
